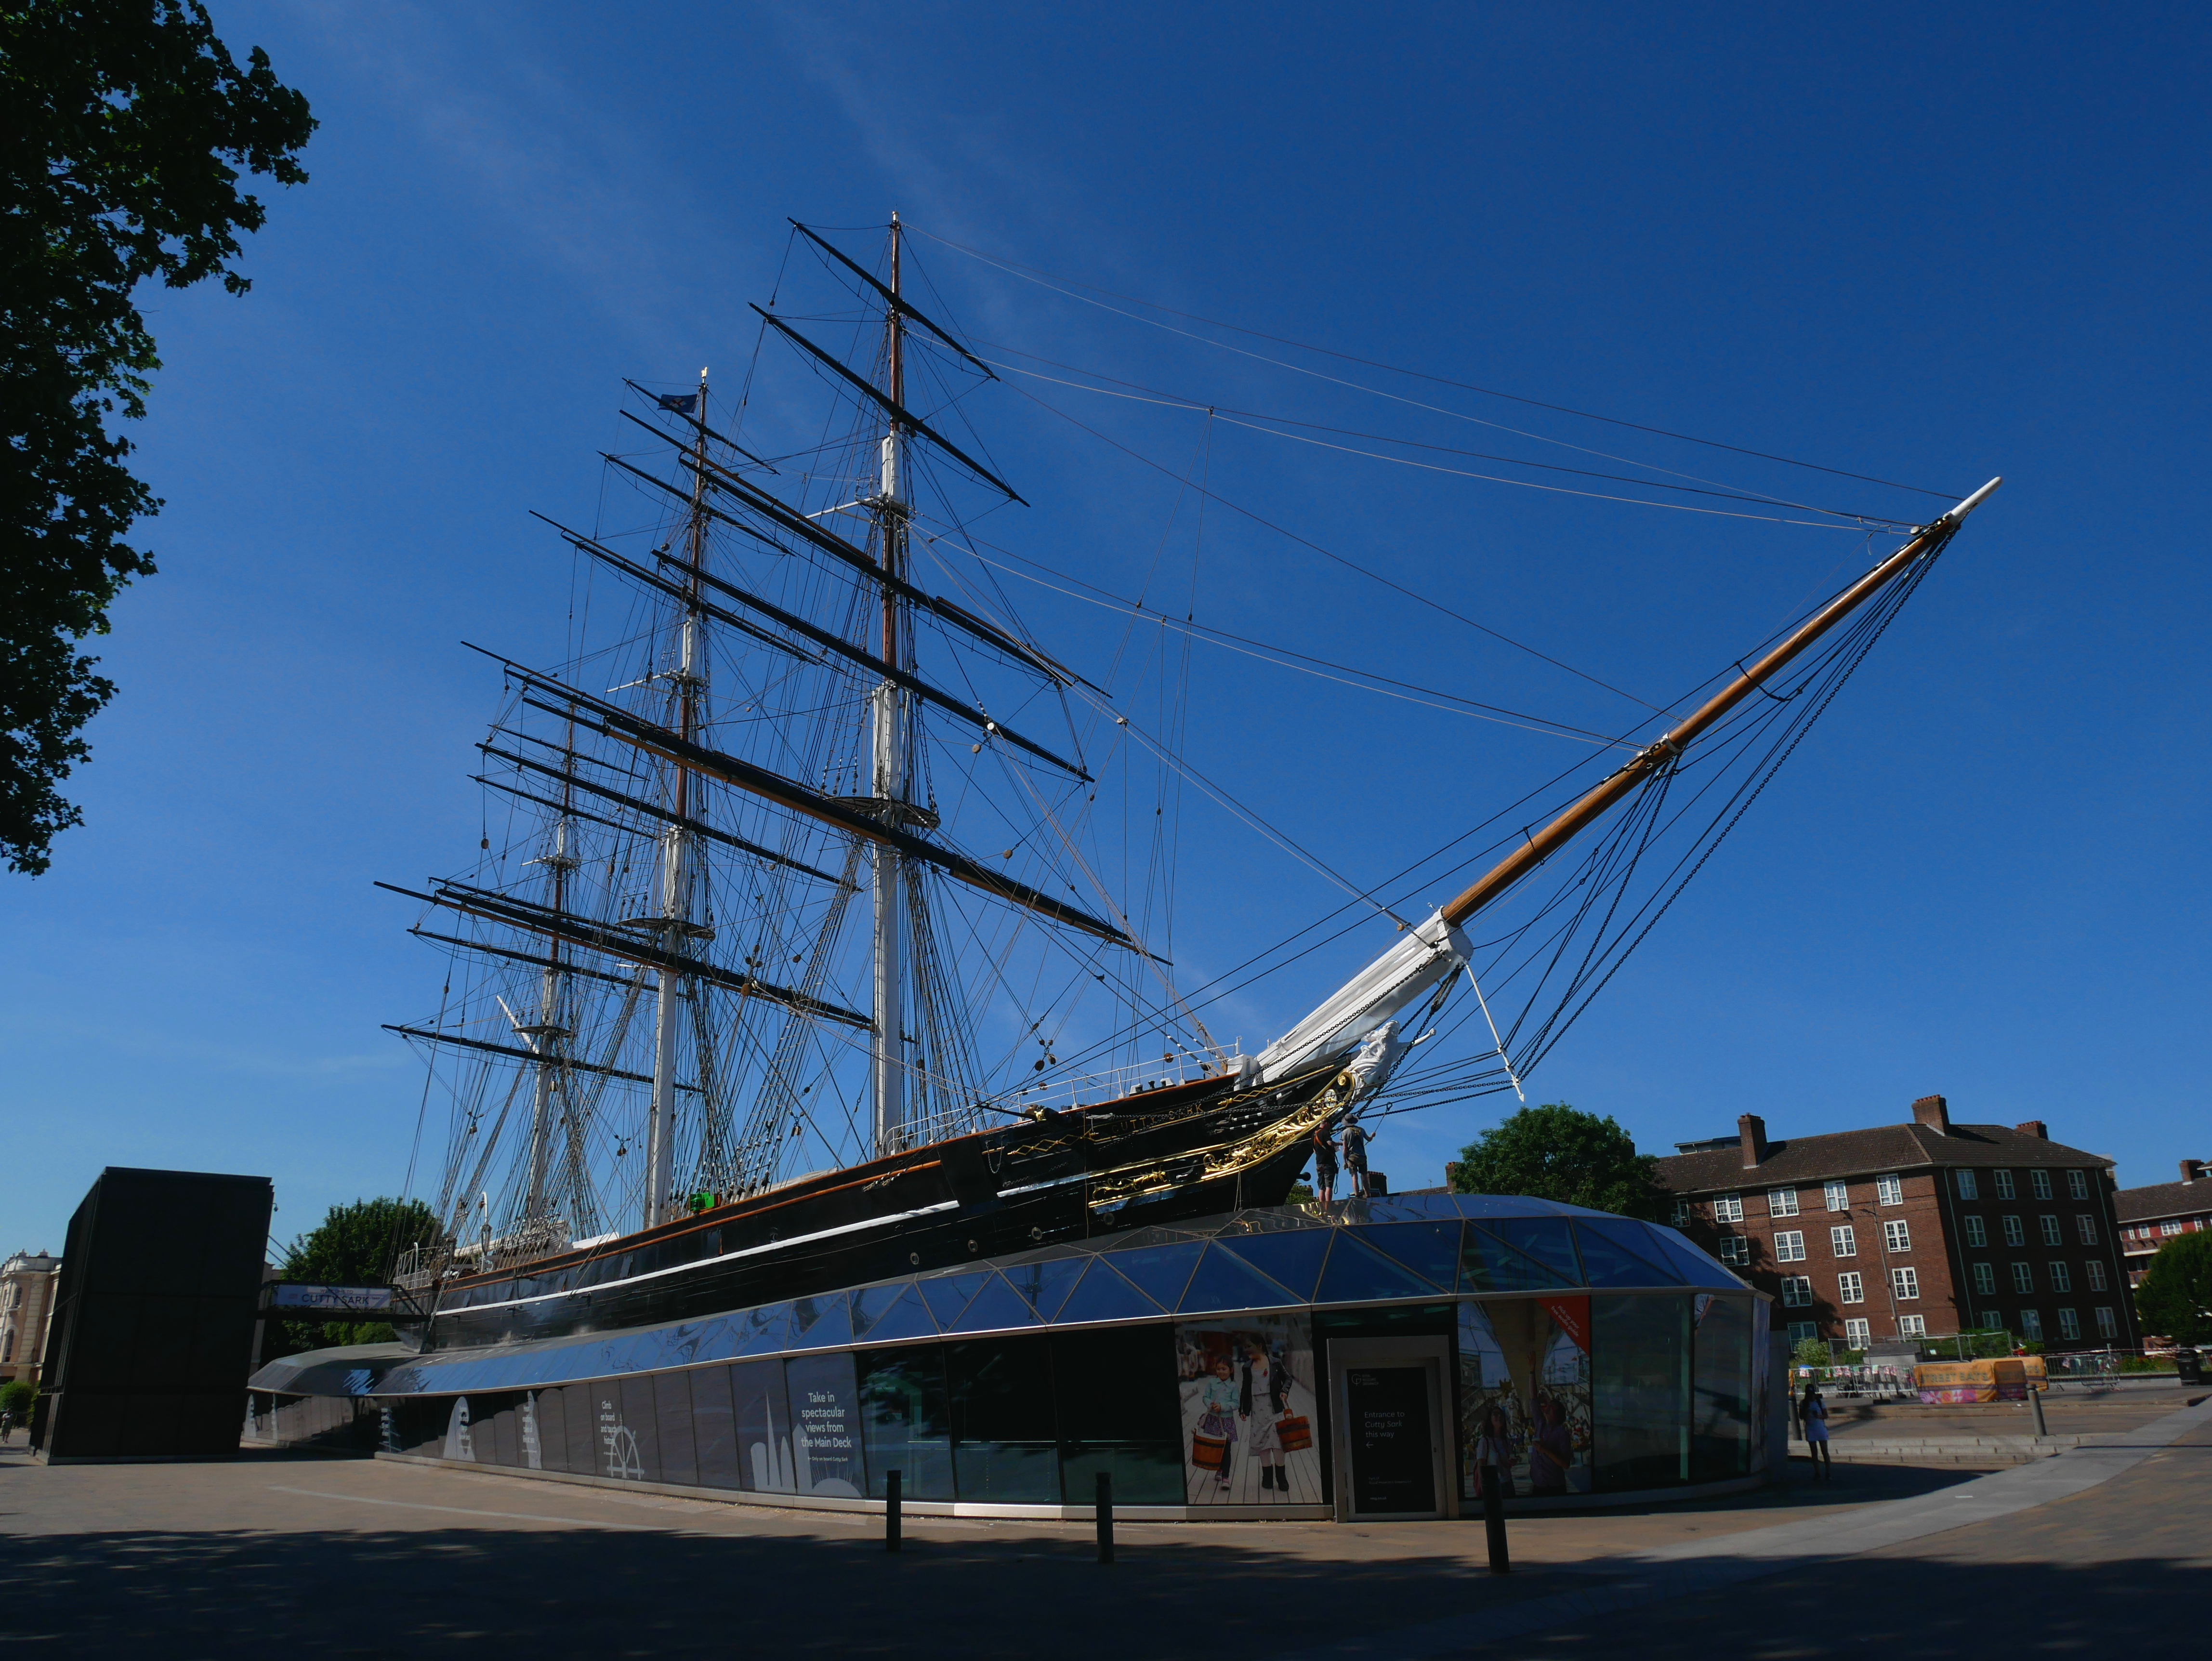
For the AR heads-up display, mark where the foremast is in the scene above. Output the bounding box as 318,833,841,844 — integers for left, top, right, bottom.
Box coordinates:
869,216,911,1157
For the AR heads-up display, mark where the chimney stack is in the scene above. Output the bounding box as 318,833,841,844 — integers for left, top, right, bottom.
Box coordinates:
1739,1113,1768,1169
2015,1120,2048,1140
2183,1159,2206,1184
1911,1094,1951,1135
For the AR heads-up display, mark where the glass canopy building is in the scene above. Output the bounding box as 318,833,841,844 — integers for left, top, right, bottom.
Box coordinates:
254,1193,1777,1520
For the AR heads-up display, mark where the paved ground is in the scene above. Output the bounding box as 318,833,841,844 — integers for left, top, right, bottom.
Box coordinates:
1819,1380,2202,1440
0,1393,2201,1659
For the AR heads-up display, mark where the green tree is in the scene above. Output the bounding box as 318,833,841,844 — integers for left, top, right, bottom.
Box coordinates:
1448,1102,1668,1220
1791,1336,1830,1369
279,1197,435,1349
2,1,313,874
2134,1231,2212,1346
0,1378,36,1421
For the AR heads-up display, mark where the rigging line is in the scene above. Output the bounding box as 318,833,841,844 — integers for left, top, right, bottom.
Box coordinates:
1005,381,1682,719
974,349,1910,528
910,224,1962,500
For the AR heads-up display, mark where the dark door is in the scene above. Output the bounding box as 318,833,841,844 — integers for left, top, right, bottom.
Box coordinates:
1344,1365,1436,1515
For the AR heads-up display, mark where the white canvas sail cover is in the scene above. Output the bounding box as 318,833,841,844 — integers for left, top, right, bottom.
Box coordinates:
1254,909,1470,1085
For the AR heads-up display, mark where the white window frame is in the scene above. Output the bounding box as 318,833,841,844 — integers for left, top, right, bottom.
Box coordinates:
2056,1307,2080,1340
1823,1180,1850,1212
1876,1173,1904,1206
1993,1169,2016,1199
2030,1169,2053,1200
1775,1230,1806,1263
2085,1260,2106,1292
1830,1225,1857,1257
2002,1215,2025,1246
1963,1215,1987,1248
1780,1275,1813,1308
2039,1215,2063,1247
1883,1220,1913,1253
1713,1192,1744,1224
2020,1309,2044,1340
1768,1186,1800,1217
2049,1261,2071,1294
2011,1261,2035,1293
2162,1219,2185,1236
1786,1320,1819,1347
1717,1234,1750,1266
1837,1271,1864,1305
1898,1314,1926,1338
1891,1266,1920,1300
2094,1306,2118,1338
1955,1169,1979,1200
1843,1317,1871,1347
1972,1262,1996,1295
1982,1311,2007,1332
1671,1198,1690,1227
2066,1170,2089,1200
2076,1214,2099,1245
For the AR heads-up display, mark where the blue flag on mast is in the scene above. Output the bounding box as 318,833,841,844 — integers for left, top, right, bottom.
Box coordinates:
656,392,700,416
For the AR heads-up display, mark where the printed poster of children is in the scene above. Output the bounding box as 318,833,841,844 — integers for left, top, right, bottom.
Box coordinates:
1458,1298,1592,1499
1175,1313,1323,1504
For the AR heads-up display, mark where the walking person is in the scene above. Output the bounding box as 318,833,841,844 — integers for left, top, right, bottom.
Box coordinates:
1342,1116,1375,1198
1473,1402,1516,1498
1800,1380,1831,1479
1310,1123,1340,1204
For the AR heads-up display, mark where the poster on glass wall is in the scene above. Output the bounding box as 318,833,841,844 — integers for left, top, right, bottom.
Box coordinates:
1175,1313,1322,1504
1459,1297,1592,1498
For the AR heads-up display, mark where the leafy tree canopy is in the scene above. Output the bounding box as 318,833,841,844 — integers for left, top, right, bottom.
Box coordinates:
278,1196,434,1349
2,0,313,873
1448,1102,1667,1221
0,1378,36,1418
2134,1230,2212,1347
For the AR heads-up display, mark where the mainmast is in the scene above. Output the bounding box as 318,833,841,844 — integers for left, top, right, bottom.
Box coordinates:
519,736,577,1226
643,366,711,1228
870,215,910,1156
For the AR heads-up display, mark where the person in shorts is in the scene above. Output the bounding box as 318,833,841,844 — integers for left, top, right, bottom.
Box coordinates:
1310,1123,1340,1203
1342,1117,1375,1197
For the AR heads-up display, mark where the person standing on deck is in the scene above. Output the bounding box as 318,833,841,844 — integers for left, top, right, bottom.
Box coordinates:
1342,1117,1375,1198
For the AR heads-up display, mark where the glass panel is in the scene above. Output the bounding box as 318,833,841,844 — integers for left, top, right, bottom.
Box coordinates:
859,1347,952,1500
1642,1226,1741,1288
614,1375,659,1482
1002,1256,1088,1321
1488,1218,1585,1286
1461,1225,1575,1293
1051,1258,1167,1324
1104,1225,1205,1252
1174,1312,1323,1505
731,1358,797,1492
851,1279,922,1339
947,1273,1046,1335
1052,1326,1185,1505
1106,1243,1204,1310
915,1270,994,1329
653,1371,697,1487
948,1336,1061,1504
1176,1243,1297,1314
787,1293,855,1351
1214,1229,1335,1302
1453,1195,1577,1218
1352,1222,1461,1289
1574,1219,1685,1287
1592,1294,1690,1491
528,1388,566,1473
1691,1295,1752,1483
1458,1299,1592,1500
1313,1232,1440,1304
851,1283,937,1344
731,1302,792,1356
784,1351,865,1497
690,1364,741,1490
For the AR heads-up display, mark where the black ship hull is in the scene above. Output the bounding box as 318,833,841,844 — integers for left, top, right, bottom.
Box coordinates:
419,1064,1341,1352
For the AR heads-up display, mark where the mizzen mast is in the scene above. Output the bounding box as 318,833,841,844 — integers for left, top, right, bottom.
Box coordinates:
870,215,911,1157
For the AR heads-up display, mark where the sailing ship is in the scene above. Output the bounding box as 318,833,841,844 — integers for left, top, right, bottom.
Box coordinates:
383,215,1998,1353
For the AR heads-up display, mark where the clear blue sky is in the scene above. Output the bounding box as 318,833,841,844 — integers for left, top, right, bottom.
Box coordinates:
4,2,2205,1253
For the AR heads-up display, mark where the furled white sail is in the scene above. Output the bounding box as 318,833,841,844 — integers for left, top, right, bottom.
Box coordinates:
1254,910,1469,1085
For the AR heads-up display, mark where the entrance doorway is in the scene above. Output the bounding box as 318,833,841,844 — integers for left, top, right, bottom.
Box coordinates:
1327,1337,1454,1521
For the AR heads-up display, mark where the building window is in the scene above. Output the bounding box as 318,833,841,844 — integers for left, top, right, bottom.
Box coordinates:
2002,1215,2025,1246
2067,1170,2089,1200
2077,1215,2100,1245
1963,1216,1987,1248
1891,1267,1920,1300
1982,1312,2006,1332
1993,1169,2016,1199
1781,1275,1813,1307
1768,1186,1800,1217
2030,1169,2053,1200
2085,1260,2106,1292
1838,1271,1864,1304
2049,1262,2072,1294
1714,1192,1745,1224
2056,1308,2080,1340
1844,1317,1871,1347
2011,1262,2035,1293
1876,1173,1904,1206
1956,1170,1979,1200
1776,1230,1806,1262
2020,1309,2044,1340
1671,1198,1690,1227
1718,1234,1749,1266
2162,1220,2185,1236
2094,1306,2118,1338
1830,1225,1857,1257
1824,1181,1850,1212
2039,1215,2062,1247
1972,1262,1997,1295
1786,1320,1819,1347
1899,1315,1926,1338
1883,1220,1913,1253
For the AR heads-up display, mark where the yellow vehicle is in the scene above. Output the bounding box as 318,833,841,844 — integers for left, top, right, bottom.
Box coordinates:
1913,1358,2029,1403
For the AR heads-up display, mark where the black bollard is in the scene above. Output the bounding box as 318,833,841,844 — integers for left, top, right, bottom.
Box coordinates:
2029,1386,2048,1438
885,1468,902,1552
1096,1470,1115,1564
1481,1466,1511,1575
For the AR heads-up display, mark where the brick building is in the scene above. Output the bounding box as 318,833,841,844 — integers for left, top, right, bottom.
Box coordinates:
2115,1159,2212,1295
1653,1096,2136,1353
0,1250,61,1384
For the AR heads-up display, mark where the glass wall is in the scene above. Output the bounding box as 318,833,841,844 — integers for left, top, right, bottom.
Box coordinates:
1690,1294,1753,1483
1592,1293,1691,1490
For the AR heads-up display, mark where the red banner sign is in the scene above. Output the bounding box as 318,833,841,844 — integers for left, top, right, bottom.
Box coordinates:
1538,1295,1592,1354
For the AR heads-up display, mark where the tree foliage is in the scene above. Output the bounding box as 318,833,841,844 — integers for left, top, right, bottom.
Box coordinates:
279,1196,434,1349
1448,1102,1668,1221
0,1378,36,1420
1,0,313,873
2134,1230,2212,1346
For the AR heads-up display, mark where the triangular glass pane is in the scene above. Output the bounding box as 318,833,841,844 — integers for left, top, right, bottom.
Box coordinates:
853,1283,937,1344
1460,1225,1574,1292
787,1293,854,1349
1106,1242,1203,1309
731,1302,791,1355
1176,1243,1297,1314
947,1273,1045,1334
915,1270,993,1328
1646,1228,1739,1288
1000,1256,1088,1321
1351,1222,1461,1288
1489,1218,1584,1284
851,1280,917,1339
1215,1229,1335,1301
1050,1259,1166,1324
1314,1231,1443,1304
1360,1197,1453,1224
1573,1218,1684,1287
1104,1225,1203,1252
